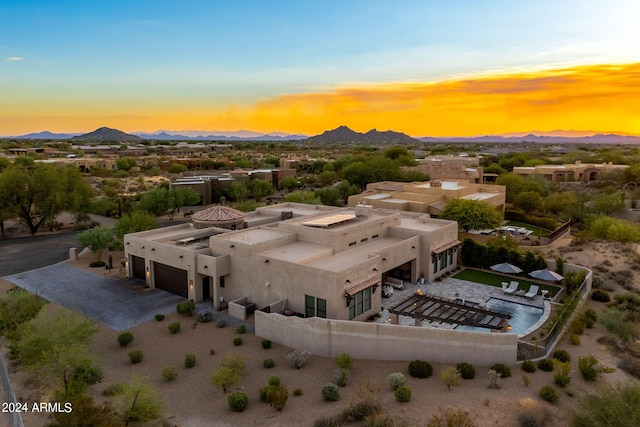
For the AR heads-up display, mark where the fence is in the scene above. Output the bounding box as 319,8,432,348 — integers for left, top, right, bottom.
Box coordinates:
517,267,591,361
0,352,23,427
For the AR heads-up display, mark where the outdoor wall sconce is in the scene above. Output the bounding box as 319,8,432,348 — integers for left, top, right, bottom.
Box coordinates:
344,293,353,307
189,280,194,289
372,268,378,272
345,279,351,283
145,266,150,276
372,283,379,294
151,248,155,251
179,255,183,259
264,259,269,263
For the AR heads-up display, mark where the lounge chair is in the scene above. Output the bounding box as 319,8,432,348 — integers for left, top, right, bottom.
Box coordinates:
525,285,539,300
503,281,519,295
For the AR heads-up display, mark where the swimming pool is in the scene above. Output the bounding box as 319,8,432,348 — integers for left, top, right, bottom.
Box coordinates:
455,297,544,335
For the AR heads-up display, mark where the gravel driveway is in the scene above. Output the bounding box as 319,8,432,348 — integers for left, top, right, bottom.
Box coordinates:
3,263,185,331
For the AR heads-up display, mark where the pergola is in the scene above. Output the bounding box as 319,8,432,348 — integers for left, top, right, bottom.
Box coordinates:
388,292,511,331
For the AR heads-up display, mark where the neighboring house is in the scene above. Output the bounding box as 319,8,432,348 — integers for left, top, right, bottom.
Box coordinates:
124,202,460,322
513,161,629,182
402,154,483,183
348,180,506,217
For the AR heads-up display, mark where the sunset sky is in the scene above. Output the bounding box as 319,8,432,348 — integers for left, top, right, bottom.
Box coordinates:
2,0,640,137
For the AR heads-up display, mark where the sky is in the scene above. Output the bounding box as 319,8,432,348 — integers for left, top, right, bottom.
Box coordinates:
2,0,640,137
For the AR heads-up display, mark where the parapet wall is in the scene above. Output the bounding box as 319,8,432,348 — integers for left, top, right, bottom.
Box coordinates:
255,312,518,365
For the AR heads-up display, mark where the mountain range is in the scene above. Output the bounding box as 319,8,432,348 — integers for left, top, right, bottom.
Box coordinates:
305,125,419,144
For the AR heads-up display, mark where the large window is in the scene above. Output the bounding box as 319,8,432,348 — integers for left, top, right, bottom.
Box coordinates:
348,287,372,320
305,295,327,318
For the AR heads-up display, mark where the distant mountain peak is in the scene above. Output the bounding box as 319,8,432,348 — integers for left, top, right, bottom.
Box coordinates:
72,127,143,142
306,126,418,144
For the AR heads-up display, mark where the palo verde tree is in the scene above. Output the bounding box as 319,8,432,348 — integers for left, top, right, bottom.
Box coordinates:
0,163,93,234
76,226,114,262
441,199,502,232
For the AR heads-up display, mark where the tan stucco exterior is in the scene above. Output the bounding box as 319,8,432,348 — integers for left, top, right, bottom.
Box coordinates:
513,161,629,182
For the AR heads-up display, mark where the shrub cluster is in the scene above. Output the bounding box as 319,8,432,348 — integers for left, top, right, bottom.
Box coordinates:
233,337,243,346
591,289,611,302
117,331,133,347
197,310,212,323
537,359,554,372
287,349,311,369
490,363,512,378
539,385,560,403
168,322,181,334
128,350,143,364
154,313,165,321
263,358,275,369
578,355,615,381
176,300,195,316
227,391,249,412
387,372,406,390
553,349,571,363
261,339,272,349
216,319,226,328
521,360,536,373
184,354,196,368
321,383,340,401
394,385,412,402
236,324,246,334
408,359,433,378
162,366,178,382
456,362,476,379
73,360,103,384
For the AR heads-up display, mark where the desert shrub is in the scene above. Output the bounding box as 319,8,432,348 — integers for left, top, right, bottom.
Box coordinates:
394,385,412,402
211,367,240,393
235,324,246,334
176,300,195,316
578,355,615,381
426,408,477,427
162,366,178,382
601,308,638,342
117,331,134,347
570,333,581,345
267,375,281,387
233,337,243,346
220,354,246,374
618,356,640,380
168,322,181,334
553,349,571,363
487,369,502,389
591,289,611,302
537,359,554,372
287,349,311,369
440,366,462,390
313,414,344,427
539,385,560,403
321,383,340,401
197,310,212,323
184,354,196,368
522,374,531,387
269,385,288,411
572,320,586,335
333,368,351,387
154,314,165,321
90,260,106,268
335,353,354,371
261,339,272,349
571,382,640,427
263,358,275,369
553,362,571,388
216,319,226,328
259,386,271,403
73,360,103,384
490,363,512,378
293,387,303,396
387,372,406,390
456,362,476,379
128,350,143,364
209,348,215,355
582,309,598,328
521,360,537,373
408,359,433,378
103,383,125,397
517,406,552,427
227,391,249,412
342,399,382,423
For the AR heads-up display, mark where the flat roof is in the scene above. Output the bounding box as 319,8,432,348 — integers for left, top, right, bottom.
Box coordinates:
363,193,391,200
461,192,498,201
217,227,291,244
260,241,332,264
300,214,356,228
306,236,403,271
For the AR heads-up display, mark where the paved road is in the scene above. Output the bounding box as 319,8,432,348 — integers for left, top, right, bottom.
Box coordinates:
0,232,82,276
4,263,185,331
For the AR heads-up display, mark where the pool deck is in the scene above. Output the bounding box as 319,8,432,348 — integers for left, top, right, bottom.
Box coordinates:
376,276,551,338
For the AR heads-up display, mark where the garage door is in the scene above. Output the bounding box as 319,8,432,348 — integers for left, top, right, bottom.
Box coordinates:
153,263,188,297
131,256,146,280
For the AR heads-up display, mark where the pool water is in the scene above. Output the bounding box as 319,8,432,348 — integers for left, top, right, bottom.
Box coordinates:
455,297,543,335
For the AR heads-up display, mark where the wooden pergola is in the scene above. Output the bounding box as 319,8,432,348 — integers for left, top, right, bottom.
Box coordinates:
388,292,511,331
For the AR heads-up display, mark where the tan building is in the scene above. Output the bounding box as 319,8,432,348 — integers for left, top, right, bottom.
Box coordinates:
124,203,460,322
513,161,629,182
402,154,483,183
348,180,506,217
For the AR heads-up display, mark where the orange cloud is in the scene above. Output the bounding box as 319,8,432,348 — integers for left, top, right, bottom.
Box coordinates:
219,62,640,136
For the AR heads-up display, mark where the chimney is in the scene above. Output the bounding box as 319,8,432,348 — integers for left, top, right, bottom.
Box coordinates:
355,203,373,218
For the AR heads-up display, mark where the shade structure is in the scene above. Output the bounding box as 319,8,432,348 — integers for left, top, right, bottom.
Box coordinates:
529,268,564,282
490,262,523,274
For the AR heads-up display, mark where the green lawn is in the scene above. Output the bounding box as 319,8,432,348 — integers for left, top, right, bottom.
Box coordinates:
504,221,551,237
452,268,561,298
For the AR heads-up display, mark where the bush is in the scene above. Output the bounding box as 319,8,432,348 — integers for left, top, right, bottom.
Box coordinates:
572,320,586,335
600,308,638,342
333,368,350,387
209,348,215,355
618,356,640,380
89,260,106,268
103,383,125,397
571,382,640,427
521,360,536,373
488,369,502,389
426,408,477,427
408,359,433,378
342,399,382,423
236,324,246,334
490,363,512,378
440,366,462,391
227,391,249,412
293,387,303,396
168,322,181,334
176,300,196,316
263,358,275,369
517,406,552,427
269,385,288,411
578,355,615,381
259,386,271,403
539,385,560,403
73,360,103,384
128,350,143,364
154,314,165,321
162,367,178,382
314,414,344,427
553,349,571,363
554,362,571,388
591,289,611,302
321,383,340,401
394,385,412,402
334,353,354,371
261,339,272,349
570,333,581,345
287,349,311,369
268,375,281,386
233,337,243,346
456,362,476,379
117,331,134,347
582,309,598,328
537,359,554,372
197,310,212,323
387,372,406,390
184,354,196,368
216,319,226,328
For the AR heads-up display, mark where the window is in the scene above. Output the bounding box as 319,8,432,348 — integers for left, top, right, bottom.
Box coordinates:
219,275,225,288
448,248,453,265
433,256,438,274
348,241,356,247
439,252,446,269
372,234,379,239
348,287,372,320
305,295,327,318
360,238,368,243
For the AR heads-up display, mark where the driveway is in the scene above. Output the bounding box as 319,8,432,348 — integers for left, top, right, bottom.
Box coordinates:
3,263,185,331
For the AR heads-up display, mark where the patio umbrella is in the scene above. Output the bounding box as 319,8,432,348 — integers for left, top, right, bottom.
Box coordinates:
490,262,523,274
529,268,564,282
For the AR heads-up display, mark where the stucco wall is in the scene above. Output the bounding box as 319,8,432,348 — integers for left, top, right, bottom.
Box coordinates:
255,312,517,365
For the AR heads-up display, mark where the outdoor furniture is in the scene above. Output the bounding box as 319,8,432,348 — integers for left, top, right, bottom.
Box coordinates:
541,289,550,299
525,285,539,300
503,281,519,295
